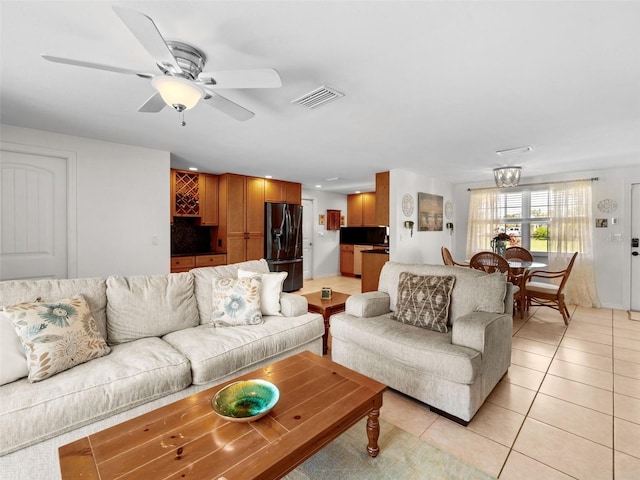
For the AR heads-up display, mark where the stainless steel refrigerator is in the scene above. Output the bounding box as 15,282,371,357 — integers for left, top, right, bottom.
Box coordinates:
265,202,303,292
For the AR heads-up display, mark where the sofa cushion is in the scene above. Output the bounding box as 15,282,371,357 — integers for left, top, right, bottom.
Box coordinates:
345,291,391,318
330,312,481,384
0,337,191,456
162,313,325,385
3,295,111,382
238,269,288,316
378,263,507,322
0,277,108,340
0,314,29,385
191,259,270,325
211,277,263,326
391,273,455,333
106,273,199,344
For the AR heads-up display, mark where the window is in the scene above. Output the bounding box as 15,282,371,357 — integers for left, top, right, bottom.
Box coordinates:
495,189,550,254
466,179,599,307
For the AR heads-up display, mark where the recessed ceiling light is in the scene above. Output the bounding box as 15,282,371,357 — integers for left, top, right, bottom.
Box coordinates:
265,175,273,179
315,184,322,188
496,146,533,156
188,167,198,171
324,177,340,182
355,190,361,194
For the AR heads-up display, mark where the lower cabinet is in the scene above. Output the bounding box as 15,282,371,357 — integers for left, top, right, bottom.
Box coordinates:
171,254,227,273
340,244,355,277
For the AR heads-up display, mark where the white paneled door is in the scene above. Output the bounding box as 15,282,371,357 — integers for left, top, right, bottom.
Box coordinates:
0,145,74,281
632,183,640,312
302,198,314,280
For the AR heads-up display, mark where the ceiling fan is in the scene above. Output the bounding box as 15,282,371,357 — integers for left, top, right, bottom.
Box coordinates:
42,6,282,123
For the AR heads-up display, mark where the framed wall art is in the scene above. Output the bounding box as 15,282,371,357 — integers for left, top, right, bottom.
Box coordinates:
417,193,444,232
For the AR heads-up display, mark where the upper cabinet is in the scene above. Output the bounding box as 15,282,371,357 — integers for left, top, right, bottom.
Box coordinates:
264,179,302,204
197,173,219,226
347,192,376,226
171,169,218,225
171,169,204,218
375,171,390,226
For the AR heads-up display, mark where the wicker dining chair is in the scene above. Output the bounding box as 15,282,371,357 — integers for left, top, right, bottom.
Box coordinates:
523,252,579,325
504,246,534,262
470,251,524,318
441,246,469,267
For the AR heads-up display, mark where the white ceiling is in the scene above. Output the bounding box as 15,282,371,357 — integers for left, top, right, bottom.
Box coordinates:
1,1,639,193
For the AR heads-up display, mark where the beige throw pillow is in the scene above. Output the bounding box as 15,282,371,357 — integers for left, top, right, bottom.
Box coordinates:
0,315,29,385
237,269,288,316
4,295,111,382
391,273,455,333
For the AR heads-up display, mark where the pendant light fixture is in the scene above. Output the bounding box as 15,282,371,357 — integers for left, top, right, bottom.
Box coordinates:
493,166,522,188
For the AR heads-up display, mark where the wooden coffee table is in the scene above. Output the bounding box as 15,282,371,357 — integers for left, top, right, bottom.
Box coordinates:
303,291,350,354
58,351,386,480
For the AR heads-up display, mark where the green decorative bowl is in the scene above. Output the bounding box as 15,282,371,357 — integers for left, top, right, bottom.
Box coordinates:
211,379,280,422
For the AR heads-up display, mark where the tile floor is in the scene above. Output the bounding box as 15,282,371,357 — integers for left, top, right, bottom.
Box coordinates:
299,276,640,479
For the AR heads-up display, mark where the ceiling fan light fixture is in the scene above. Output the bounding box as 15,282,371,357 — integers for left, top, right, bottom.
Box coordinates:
494,166,522,188
151,76,203,111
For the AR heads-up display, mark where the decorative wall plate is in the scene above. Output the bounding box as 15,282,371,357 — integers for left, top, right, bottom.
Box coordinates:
402,194,414,217
445,200,454,219
597,198,617,213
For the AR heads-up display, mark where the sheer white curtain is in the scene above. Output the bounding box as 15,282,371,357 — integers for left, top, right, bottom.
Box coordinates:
549,180,600,307
466,189,501,259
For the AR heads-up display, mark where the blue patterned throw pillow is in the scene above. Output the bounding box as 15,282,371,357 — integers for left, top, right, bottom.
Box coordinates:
211,277,263,326
391,272,455,333
3,295,111,382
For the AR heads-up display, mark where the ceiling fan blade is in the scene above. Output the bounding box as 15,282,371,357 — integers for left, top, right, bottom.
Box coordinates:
138,92,166,113
112,6,182,75
198,69,282,89
202,90,255,121
41,54,154,78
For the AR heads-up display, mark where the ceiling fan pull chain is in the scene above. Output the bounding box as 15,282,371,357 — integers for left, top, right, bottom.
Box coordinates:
181,111,186,127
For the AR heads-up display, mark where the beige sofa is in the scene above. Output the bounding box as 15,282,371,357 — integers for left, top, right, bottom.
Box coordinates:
330,262,514,424
0,259,324,480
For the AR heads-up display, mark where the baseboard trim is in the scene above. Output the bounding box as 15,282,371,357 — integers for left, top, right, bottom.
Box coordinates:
429,405,470,426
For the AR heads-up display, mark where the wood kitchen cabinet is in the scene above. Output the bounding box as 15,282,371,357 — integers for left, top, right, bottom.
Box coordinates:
171,254,227,273
340,244,355,277
375,171,390,226
347,192,376,226
264,179,302,204
218,173,265,264
197,173,218,226
171,169,204,220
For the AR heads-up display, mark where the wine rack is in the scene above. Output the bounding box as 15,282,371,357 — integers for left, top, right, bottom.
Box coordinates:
173,171,201,216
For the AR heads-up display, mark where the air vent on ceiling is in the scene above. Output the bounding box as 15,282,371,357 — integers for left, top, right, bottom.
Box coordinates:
291,85,344,109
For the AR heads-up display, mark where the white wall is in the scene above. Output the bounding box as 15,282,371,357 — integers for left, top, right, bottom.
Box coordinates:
301,188,347,279
1,124,170,277
453,165,640,310
389,169,454,265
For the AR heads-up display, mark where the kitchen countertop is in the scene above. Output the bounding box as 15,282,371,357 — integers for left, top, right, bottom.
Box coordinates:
362,249,389,254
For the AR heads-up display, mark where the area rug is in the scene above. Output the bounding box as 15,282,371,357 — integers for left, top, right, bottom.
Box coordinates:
284,417,495,480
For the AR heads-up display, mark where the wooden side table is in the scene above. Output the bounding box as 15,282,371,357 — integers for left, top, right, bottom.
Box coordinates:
303,291,350,354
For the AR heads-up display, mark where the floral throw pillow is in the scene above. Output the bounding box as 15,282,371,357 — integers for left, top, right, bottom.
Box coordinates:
391,272,456,333
211,277,263,326
4,295,111,382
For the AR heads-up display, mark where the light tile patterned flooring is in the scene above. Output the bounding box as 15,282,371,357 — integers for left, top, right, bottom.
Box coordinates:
299,276,640,479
